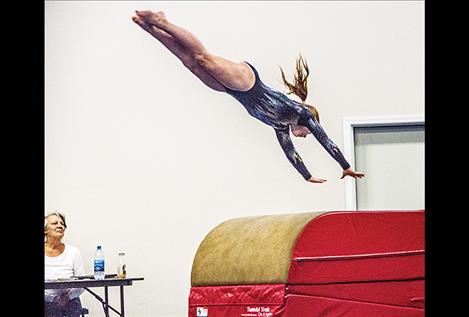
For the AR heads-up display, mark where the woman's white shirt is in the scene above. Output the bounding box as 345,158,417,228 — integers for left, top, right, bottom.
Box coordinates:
45,244,85,302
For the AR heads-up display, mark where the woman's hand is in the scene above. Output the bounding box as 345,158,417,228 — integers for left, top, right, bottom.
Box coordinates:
341,167,365,180
54,292,70,310
307,176,327,183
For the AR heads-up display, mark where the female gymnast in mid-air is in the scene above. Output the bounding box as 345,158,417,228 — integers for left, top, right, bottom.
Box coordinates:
132,10,364,184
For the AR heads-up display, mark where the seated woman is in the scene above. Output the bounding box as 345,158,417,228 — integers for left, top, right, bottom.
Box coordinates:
44,211,85,317
132,10,365,183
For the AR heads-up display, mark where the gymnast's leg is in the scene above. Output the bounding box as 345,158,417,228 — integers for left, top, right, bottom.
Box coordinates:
133,10,255,92
133,15,226,92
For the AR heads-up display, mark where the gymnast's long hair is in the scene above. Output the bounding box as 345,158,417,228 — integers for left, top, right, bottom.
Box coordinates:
280,54,320,123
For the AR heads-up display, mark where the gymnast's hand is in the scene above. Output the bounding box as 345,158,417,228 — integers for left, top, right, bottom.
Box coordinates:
307,176,327,183
341,167,365,180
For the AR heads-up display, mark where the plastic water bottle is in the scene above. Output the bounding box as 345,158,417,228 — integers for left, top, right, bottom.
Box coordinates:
94,245,105,280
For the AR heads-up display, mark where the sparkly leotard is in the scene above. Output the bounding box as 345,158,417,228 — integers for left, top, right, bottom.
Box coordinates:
225,62,350,180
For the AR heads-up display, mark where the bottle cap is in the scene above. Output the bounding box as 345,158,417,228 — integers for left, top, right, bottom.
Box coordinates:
118,252,125,255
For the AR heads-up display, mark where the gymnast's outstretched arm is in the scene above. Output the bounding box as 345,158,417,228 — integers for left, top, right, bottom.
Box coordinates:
275,128,327,183
299,111,364,180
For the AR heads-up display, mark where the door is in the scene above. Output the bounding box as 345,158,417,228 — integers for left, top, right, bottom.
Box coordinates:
343,116,424,210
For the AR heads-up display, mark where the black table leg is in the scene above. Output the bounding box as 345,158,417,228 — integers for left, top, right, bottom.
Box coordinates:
120,285,125,317
104,286,110,317
84,287,122,316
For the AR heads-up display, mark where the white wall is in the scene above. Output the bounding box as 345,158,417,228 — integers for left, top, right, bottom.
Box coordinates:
45,1,424,316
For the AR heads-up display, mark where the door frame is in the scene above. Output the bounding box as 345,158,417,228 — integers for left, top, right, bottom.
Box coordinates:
342,114,424,210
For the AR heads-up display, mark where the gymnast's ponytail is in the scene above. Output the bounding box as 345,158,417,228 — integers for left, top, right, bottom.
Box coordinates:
280,54,320,123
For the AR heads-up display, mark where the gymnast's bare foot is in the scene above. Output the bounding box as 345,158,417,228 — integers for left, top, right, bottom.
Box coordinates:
134,10,167,28
132,14,152,33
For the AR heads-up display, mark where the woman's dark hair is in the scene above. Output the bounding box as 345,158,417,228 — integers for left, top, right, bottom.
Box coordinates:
280,54,320,122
